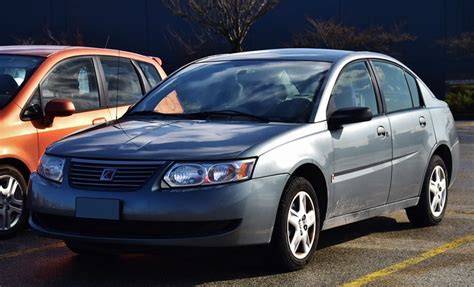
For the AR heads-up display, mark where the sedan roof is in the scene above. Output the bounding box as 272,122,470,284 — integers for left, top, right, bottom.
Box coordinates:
197,48,356,63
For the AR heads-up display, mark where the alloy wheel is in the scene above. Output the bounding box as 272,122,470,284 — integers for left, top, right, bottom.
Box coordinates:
0,175,24,231
429,166,447,217
287,191,316,259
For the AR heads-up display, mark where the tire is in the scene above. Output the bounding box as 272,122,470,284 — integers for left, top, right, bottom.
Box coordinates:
0,165,28,238
406,155,448,227
270,176,320,271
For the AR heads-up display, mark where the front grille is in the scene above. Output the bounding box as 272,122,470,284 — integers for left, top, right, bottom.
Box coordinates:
33,213,241,239
69,159,165,191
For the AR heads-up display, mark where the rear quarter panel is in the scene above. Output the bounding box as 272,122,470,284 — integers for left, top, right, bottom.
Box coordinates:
419,80,460,187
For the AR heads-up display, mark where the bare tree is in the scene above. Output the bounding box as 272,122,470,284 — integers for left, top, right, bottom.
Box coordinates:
163,0,279,52
13,28,85,46
440,32,474,58
292,17,416,55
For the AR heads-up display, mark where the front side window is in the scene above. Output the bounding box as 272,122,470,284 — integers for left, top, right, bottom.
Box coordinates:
372,61,413,112
40,58,100,111
100,57,143,106
0,55,44,109
132,60,332,123
328,61,379,115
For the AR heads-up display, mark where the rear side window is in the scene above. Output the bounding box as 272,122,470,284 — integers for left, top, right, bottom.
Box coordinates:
137,61,162,89
41,57,100,111
372,61,413,113
405,73,422,107
100,57,144,106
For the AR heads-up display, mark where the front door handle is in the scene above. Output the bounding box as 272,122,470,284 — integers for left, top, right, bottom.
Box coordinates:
377,126,388,137
419,116,427,127
92,117,107,125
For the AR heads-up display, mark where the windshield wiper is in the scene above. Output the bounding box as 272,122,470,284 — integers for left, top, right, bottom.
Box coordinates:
125,111,195,119
186,110,270,122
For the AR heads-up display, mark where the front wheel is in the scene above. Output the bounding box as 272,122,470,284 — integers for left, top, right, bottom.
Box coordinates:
406,155,448,227
270,176,320,271
0,165,28,238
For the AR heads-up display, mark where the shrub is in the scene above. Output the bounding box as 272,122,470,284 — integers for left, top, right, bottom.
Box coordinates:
445,85,474,114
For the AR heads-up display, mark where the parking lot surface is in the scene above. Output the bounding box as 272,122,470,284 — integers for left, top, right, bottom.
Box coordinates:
0,125,473,286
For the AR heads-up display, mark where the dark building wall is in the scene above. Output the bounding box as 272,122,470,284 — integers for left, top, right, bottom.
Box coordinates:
1,0,473,97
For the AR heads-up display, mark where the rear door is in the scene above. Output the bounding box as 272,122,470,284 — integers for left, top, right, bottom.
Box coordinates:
36,56,112,154
98,57,146,119
371,60,436,203
329,60,393,217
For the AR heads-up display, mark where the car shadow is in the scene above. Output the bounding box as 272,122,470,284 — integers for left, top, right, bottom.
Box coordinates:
318,216,414,250
35,215,417,285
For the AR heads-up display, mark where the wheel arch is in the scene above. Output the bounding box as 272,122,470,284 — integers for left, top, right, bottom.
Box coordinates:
432,144,453,183
291,163,329,224
0,157,32,183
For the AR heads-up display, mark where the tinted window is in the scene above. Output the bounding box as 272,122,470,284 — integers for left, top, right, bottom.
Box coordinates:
329,61,378,115
133,61,331,123
100,57,143,106
138,61,162,89
0,55,43,109
405,73,422,107
372,61,413,112
41,58,100,111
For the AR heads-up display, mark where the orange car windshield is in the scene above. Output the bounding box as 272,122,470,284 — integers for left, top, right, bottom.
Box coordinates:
0,55,44,109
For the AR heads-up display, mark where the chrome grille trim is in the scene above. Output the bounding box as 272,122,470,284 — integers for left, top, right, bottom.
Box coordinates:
69,159,165,191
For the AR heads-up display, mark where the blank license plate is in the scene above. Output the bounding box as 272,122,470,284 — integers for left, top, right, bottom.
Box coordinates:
75,198,120,220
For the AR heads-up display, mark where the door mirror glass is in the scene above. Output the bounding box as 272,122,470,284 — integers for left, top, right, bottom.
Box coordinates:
44,99,75,126
328,107,373,130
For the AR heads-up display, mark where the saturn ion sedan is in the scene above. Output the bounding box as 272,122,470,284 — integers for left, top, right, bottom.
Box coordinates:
29,49,459,271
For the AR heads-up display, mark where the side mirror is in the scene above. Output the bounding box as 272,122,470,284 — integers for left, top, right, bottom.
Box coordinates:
328,107,373,130
44,99,75,126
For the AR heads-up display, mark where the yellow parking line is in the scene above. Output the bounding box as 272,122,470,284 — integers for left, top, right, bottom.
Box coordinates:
342,234,474,287
0,242,65,260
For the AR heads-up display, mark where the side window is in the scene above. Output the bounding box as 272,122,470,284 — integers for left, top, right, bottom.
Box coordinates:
372,61,413,112
40,58,100,111
329,61,379,115
137,61,162,89
100,57,143,106
405,73,422,107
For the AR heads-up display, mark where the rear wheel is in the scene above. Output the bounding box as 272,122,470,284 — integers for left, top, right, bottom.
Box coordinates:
0,165,28,238
270,176,320,271
406,155,448,227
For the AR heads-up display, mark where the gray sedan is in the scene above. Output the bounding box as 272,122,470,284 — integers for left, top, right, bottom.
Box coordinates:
28,49,459,271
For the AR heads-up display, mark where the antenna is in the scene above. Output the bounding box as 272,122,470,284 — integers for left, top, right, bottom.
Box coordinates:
115,50,120,121
104,35,110,48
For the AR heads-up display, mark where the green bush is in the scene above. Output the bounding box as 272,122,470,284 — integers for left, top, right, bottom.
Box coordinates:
445,85,474,114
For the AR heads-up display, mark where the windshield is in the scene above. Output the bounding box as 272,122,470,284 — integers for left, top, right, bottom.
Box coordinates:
132,60,332,123
0,55,44,109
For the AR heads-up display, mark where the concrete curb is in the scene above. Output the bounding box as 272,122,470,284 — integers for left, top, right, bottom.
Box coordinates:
456,121,474,128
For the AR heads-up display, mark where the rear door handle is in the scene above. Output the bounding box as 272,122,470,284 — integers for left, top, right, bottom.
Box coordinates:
92,117,107,125
377,126,388,137
419,116,426,127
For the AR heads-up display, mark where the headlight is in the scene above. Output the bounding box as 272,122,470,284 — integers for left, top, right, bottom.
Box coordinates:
38,154,65,183
163,159,256,188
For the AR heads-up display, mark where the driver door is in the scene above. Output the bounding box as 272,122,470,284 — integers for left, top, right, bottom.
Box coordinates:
328,61,392,217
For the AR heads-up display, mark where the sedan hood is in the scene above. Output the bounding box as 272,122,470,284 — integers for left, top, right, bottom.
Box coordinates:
47,119,299,160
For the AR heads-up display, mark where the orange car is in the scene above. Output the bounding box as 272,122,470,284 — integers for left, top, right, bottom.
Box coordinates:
0,45,166,236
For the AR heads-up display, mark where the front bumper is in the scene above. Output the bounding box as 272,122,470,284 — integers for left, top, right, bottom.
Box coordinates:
28,172,289,247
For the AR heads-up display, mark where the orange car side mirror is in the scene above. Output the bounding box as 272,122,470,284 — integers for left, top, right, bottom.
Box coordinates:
44,99,76,126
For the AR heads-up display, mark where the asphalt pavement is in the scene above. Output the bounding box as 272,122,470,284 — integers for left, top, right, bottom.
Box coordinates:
0,124,473,286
